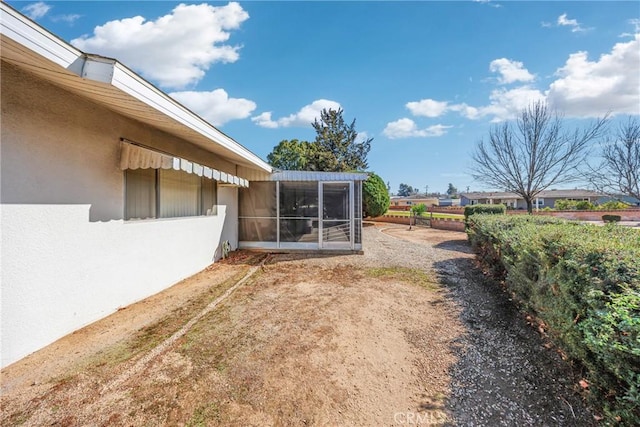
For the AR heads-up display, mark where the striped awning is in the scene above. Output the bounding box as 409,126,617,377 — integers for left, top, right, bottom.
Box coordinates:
119,141,248,187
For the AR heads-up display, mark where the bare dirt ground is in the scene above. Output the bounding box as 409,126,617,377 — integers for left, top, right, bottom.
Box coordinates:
1,224,594,426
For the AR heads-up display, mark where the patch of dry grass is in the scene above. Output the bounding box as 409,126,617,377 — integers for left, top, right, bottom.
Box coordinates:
365,266,440,291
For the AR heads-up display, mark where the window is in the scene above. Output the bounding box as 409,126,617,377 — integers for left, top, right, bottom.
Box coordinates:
125,168,217,220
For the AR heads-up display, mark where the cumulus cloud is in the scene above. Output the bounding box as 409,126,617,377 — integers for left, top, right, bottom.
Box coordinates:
479,86,546,122
557,13,586,33
251,112,279,129
22,2,51,20
169,89,256,127
407,33,639,123
252,99,341,128
406,99,449,118
489,58,536,84
71,2,249,89
383,119,452,139
547,34,640,117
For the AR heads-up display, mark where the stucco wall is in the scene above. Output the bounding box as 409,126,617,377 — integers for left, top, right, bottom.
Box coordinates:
0,61,239,222
0,62,238,367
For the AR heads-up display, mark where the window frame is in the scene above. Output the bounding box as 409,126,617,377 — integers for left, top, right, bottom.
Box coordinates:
124,168,218,220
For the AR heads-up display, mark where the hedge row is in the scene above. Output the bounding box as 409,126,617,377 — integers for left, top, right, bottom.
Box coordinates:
466,215,640,424
463,203,506,221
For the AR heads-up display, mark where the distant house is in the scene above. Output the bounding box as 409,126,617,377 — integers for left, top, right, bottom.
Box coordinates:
0,3,365,367
597,195,640,207
390,195,439,210
437,198,461,207
460,189,603,209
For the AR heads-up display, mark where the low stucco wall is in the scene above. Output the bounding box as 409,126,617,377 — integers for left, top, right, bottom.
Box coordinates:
0,205,227,367
431,218,466,232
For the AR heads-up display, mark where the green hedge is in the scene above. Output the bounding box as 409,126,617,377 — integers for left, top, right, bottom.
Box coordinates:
466,215,640,424
463,203,505,222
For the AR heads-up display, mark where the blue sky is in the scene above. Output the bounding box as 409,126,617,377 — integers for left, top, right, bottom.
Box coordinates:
10,1,640,195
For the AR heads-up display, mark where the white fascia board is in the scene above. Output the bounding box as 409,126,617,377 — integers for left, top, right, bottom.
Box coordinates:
0,3,83,71
110,62,272,173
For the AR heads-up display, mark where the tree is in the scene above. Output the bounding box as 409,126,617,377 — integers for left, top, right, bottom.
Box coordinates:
588,117,639,201
267,139,315,170
446,183,458,197
309,108,372,172
470,101,608,213
410,203,427,216
362,173,390,218
397,183,415,197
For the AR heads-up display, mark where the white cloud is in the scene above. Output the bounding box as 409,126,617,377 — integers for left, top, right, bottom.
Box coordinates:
473,0,502,8
252,99,342,128
449,103,480,120
251,112,278,129
557,13,586,33
22,2,51,20
406,99,449,118
479,86,546,122
357,131,370,143
619,18,640,38
383,118,452,139
489,58,535,84
51,14,82,24
71,2,249,89
413,34,639,122
169,89,256,126
547,34,640,117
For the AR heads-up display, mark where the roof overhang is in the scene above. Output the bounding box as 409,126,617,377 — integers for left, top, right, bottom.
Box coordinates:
0,2,272,175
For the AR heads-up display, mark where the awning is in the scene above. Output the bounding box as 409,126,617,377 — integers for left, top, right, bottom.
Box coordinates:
120,141,248,187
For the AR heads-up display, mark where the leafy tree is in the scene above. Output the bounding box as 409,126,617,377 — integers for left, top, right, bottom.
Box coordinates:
410,203,427,216
397,183,415,197
309,108,372,172
446,183,458,197
267,139,314,170
471,101,608,213
362,173,390,217
588,117,640,201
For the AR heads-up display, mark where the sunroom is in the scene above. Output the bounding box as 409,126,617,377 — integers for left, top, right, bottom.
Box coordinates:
239,171,367,251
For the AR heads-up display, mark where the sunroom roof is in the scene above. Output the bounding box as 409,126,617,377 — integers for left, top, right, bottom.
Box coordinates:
268,171,369,182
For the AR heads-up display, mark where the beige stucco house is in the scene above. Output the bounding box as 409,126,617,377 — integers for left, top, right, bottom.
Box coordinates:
0,3,365,367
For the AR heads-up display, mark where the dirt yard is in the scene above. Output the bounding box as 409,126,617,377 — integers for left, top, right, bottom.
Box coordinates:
0,224,594,426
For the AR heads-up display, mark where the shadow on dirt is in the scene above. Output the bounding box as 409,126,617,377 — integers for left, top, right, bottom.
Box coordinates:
433,240,474,254
434,256,595,426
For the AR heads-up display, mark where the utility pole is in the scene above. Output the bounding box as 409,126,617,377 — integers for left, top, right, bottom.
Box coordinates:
425,185,429,196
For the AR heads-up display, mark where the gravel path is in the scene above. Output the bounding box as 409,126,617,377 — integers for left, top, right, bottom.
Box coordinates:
367,223,595,426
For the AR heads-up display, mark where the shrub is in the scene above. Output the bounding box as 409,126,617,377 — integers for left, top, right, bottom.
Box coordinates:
575,200,595,210
555,199,577,210
555,200,596,210
598,200,631,210
463,204,506,220
467,215,640,424
362,172,390,218
602,214,622,223
411,203,427,216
